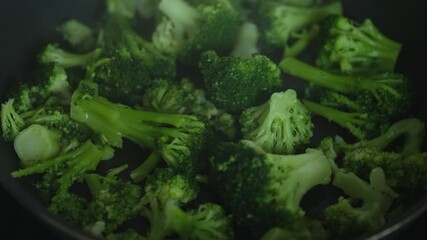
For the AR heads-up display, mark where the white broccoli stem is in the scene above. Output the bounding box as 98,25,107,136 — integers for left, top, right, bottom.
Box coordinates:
14,124,61,167
159,0,201,40
230,22,260,58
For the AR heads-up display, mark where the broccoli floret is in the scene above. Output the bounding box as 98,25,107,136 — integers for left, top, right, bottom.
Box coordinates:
260,218,329,240
141,168,199,240
5,63,71,115
11,140,114,194
85,173,144,233
256,0,342,50
152,0,240,65
240,90,313,154
230,22,260,58
280,57,412,139
338,118,427,189
200,50,282,113
105,0,138,18
71,80,206,174
143,78,236,139
208,141,332,237
38,44,101,68
165,202,234,240
57,19,96,52
324,168,398,239
88,11,176,105
316,15,402,74
302,99,387,140
49,192,94,227
1,99,25,141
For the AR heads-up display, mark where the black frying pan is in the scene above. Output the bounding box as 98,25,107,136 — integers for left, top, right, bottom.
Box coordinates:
1,0,427,239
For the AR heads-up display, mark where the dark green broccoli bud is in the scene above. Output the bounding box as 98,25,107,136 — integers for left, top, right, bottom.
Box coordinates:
141,168,200,240
230,22,260,58
71,81,206,174
260,218,329,240
143,78,236,139
240,90,313,154
6,63,71,115
152,0,240,65
11,140,114,194
209,141,332,237
85,173,144,233
57,19,96,52
200,50,282,113
316,15,402,74
324,168,398,239
165,202,234,240
49,192,93,227
1,99,25,141
256,0,342,49
38,44,101,68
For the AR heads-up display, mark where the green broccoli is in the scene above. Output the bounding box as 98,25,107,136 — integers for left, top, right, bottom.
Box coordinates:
256,0,342,53
316,15,402,74
324,168,398,239
240,89,313,154
1,99,25,141
84,173,144,233
208,140,332,237
260,218,329,240
280,57,412,139
230,22,260,58
200,50,282,113
152,0,240,65
38,44,101,68
165,202,234,240
143,78,236,139
57,19,96,52
70,80,205,174
141,168,199,240
338,118,427,189
87,8,176,105
11,140,114,194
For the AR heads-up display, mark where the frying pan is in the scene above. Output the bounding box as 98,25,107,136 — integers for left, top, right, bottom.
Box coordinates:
1,0,427,239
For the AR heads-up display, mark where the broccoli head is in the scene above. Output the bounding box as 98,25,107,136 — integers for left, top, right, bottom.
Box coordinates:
200,50,282,113
316,15,402,74
152,0,240,65
240,89,313,154
324,168,398,239
208,141,332,237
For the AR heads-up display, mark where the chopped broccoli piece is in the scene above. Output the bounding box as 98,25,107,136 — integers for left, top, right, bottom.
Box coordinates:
230,22,260,58
200,50,282,113
152,0,240,65
57,19,96,52
256,0,342,49
1,99,25,141
324,168,398,239
209,141,332,237
71,80,205,174
165,202,234,240
316,15,402,74
240,90,313,154
38,44,101,68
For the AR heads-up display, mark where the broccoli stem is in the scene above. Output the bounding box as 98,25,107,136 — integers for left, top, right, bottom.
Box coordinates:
72,95,196,148
284,25,319,58
303,99,367,140
158,0,201,38
39,44,100,68
130,152,162,183
231,22,259,58
357,19,402,54
280,57,355,94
